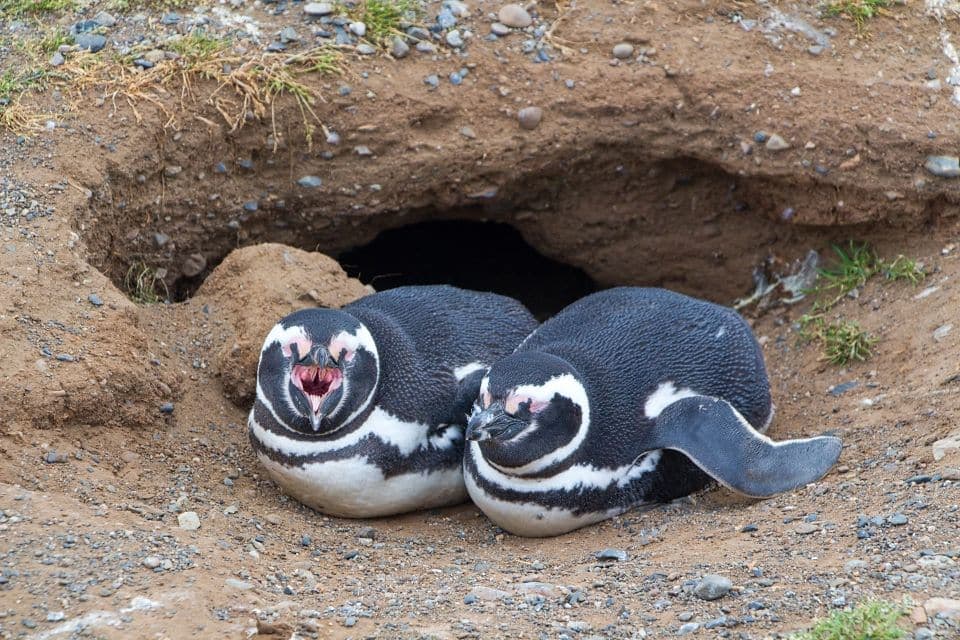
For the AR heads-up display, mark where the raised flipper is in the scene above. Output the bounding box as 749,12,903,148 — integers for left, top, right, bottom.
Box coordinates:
649,396,842,498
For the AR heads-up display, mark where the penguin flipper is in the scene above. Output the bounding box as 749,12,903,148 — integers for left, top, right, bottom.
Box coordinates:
650,395,842,498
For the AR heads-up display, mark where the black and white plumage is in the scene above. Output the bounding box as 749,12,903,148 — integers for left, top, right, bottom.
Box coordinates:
249,285,538,518
464,287,842,537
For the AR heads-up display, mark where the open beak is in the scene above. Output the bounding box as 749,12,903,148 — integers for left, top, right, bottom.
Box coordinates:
291,347,342,431
466,405,524,442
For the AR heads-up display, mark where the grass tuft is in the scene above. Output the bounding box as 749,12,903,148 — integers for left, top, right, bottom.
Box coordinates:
359,0,417,44
0,0,75,17
792,600,907,640
124,262,169,304
824,0,891,32
881,255,926,284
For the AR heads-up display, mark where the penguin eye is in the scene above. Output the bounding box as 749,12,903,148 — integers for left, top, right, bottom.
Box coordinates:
506,396,547,416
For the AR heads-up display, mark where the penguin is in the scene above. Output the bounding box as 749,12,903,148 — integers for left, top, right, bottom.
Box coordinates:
249,285,538,518
463,287,842,537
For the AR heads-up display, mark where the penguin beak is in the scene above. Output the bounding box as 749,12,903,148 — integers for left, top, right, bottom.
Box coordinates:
466,405,525,442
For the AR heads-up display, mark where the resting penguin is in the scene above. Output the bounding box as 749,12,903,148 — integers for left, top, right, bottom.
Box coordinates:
249,285,538,518
464,287,842,537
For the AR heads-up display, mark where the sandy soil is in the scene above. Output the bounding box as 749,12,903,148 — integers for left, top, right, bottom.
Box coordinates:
2,0,960,637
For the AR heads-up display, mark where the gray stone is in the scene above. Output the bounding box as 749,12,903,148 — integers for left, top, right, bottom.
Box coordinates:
795,522,818,535
297,175,322,188
933,323,953,341
391,36,410,58
356,43,377,55
279,27,299,43
446,30,464,47
517,106,543,130
491,22,511,36
887,513,908,526
424,74,439,88
88,293,103,306
304,2,334,16
498,4,532,28
225,578,253,590
466,586,511,601
178,511,201,530
349,22,366,37
153,232,169,247
613,43,634,59
50,52,65,66
163,165,182,178
765,134,790,151
46,612,66,622
75,34,107,53
933,433,960,461
595,548,627,562
416,41,436,53
142,556,161,569
93,11,117,27
693,574,732,601
677,622,700,635
925,155,960,178
678,612,694,622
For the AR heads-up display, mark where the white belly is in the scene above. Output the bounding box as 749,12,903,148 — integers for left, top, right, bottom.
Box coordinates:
259,453,467,518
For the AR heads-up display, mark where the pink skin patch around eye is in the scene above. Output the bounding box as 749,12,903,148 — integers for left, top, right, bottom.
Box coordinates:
505,396,548,415
327,337,356,363
281,337,312,360
291,366,343,414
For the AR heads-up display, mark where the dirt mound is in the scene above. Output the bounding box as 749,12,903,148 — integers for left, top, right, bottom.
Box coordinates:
192,243,371,404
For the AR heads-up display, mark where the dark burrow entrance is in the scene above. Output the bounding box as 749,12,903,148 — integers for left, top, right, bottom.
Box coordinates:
337,220,598,319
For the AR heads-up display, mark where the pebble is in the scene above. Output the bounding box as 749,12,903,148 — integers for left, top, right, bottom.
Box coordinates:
142,556,161,569
741,523,758,532
925,155,960,178
93,11,117,27
22,619,37,629
517,106,543,130
795,522,818,535
693,574,732,601
160,12,180,25
178,511,201,530
498,4,532,28
677,622,700,635
416,41,437,53
75,34,107,53
765,134,790,151
491,22,511,36
887,513,908,526
349,22,366,37
424,74,439,88
88,293,104,306
446,30,464,48
613,43,634,59
44,451,68,464
391,36,410,58
466,586,511,601
46,611,66,622
160,402,174,414
225,578,253,590
50,52,65,66
678,612,694,622
298,175,322,188
923,597,960,619
595,548,627,562
301,534,312,547
941,467,960,480
344,616,357,627
280,27,299,43
933,323,953,341
304,2,334,16
357,526,377,539
356,44,377,55
933,434,960,461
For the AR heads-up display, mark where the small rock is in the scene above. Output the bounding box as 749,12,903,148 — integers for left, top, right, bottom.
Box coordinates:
416,41,436,53
304,2,334,16
678,612,694,622
517,106,543,130
50,52,65,66
356,43,377,55
344,616,357,628
390,36,410,58
808,44,824,55
163,165,182,178
178,511,200,530
498,3,532,28
88,293,104,306
225,578,253,590
75,33,107,53
933,323,953,342
160,12,180,25
298,175,322,188
143,556,162,569
424,74,439,88
45,451,68,464
595,548,627,562
923,597,960,619
693,574,732,601
459,126,476,139
677,622,700,635
160,402,174,414
491,22,511,36
612,43,634,59
46,611,66,622
357,526,377,539
464,593,478,604
93,11,117,27
279,27,299,43
446,30,464,48
941,467,960,480
886,513,908,526
740,523,758,532
795,522,818,535
181,253,207,278
467,586,511,601
925,155,960,178
349,22,366,37
300,534,312,547
22,619,37,629
765,134,790,151
933,433,960,461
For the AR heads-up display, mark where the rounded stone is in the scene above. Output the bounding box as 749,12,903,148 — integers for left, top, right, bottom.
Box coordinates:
498,4,532,28
178,511,201,530
142,556,162,569
612,43,634,59
517,106,543,130
491,22,511,36
390,36,410,58
693,574,732,601
304,2,334,15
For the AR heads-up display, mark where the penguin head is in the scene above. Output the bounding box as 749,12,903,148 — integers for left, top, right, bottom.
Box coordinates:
256,308,380,435
466,352,590,474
